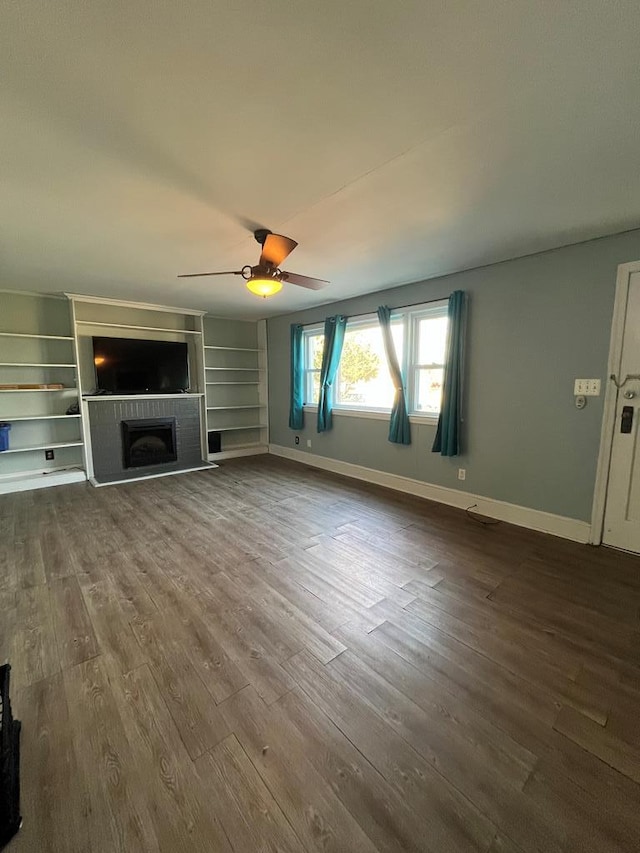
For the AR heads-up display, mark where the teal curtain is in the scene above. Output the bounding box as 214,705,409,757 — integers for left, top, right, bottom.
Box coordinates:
377,306,411,445
288,323,304,430
317,315,347,432
433,290,465,456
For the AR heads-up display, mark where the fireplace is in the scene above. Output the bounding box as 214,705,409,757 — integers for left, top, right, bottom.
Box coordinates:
121,418,177,469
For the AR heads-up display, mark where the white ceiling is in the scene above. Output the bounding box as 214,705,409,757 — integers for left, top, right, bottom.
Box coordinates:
2,1,640,319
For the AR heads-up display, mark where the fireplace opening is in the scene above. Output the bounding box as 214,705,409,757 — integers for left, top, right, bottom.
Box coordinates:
121,418,177,469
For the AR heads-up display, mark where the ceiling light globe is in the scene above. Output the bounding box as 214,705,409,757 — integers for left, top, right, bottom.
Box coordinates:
246,277,283,298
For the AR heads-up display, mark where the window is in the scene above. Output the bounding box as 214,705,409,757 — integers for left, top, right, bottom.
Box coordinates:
302,302,448,416
410,306,448,416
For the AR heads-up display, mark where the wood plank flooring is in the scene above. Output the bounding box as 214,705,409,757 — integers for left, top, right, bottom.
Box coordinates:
2,455,640,852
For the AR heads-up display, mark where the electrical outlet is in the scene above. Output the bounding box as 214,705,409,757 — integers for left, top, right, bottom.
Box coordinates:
574,379,601,396
458,468,466,481
294,435,300,445
307,439,312,448
45,449,55,461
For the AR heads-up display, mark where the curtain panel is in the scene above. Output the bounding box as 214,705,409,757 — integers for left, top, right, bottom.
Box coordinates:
288,323,304,430
376,306,411,444
317,315,347,432
432,290,466,456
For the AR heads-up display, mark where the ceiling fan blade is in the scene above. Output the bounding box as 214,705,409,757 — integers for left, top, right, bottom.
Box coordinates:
177,270,243,278
260,234,298,268
280,271,329,290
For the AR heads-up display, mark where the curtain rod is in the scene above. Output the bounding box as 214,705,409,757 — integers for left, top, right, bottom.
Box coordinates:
340,293,449,320
389,293,451,313
301,293,452,328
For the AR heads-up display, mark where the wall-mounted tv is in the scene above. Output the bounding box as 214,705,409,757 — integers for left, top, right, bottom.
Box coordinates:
92,336,190,394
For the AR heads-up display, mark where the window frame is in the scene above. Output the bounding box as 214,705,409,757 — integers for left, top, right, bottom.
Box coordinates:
301,300,448,421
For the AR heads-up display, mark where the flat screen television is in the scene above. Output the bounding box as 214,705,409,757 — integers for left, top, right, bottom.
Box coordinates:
92,336,190,394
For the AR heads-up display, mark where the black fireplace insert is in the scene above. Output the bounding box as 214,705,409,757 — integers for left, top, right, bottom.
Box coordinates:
121,418,177,469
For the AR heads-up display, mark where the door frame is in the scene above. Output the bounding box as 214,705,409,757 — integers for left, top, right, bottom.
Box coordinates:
591,260,640,544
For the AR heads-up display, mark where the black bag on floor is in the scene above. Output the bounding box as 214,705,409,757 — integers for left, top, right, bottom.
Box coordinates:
0,664,21,849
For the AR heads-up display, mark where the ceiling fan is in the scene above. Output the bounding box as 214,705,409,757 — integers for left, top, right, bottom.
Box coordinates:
178,229,329,298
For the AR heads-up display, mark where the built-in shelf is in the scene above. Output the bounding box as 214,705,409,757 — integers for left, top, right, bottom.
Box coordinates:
207,443,268,461
209,442,267,452
83,393,205,401
4,415,82,422
2,441,84,455
0,363,77,368
0,388,78,393
202,314,267,459
203,346,260,352
0,291,85,495
208,424,265,432
0,332,74,341
76,321,201,335
206,405,265,410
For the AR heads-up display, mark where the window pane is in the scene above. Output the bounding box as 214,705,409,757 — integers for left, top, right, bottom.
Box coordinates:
310,370,321,404
417,315,447,364
309,333,324,370
415,367,444,414
336,323,403,409
303,332,324,405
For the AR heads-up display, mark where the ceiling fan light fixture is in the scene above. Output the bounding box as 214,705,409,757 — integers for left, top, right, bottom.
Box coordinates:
246,276,283,298
179,229,329,292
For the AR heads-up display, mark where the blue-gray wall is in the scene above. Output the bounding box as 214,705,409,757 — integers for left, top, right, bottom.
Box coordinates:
267,228,640,522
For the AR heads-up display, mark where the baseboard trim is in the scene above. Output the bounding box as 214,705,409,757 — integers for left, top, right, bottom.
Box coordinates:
268,444,590,544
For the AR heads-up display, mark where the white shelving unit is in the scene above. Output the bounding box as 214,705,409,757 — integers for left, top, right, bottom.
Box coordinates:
4,440,84,454
204,345,260,352
0,332,74,341
0,363,77,367
206,405,264,410
0,388,78,393
0,292,86,493
202,316,268,460
7,414,82,421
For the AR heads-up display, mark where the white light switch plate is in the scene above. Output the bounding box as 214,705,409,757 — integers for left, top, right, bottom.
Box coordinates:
574,378,601,396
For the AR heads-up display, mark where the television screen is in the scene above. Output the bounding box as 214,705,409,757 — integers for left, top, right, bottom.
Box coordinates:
92,337,189,394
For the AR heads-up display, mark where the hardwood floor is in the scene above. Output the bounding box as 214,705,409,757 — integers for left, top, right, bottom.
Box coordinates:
1,455,640,852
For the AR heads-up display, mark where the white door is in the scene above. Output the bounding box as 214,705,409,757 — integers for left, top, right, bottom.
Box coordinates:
603,270,640,552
